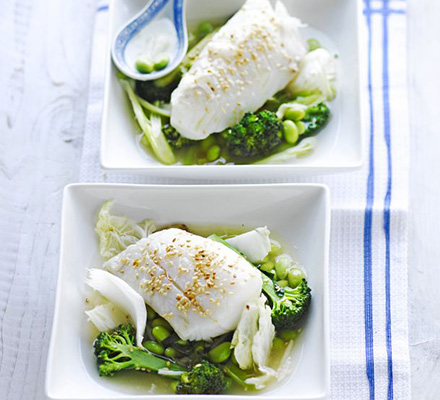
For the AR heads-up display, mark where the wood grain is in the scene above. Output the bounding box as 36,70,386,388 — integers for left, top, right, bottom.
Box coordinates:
0,0,438,399
0,1,95,399
407,0,440,399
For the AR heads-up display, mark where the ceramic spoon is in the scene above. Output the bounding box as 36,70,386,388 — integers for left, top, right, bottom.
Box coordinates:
112,0,187,81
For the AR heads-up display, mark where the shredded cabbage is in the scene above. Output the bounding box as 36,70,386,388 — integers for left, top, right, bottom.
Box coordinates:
231,298,260,369
252,296,276,369
95,200,156,260
226,227,271,263
85,302,130,332
86,268,147,346
287,48,336,101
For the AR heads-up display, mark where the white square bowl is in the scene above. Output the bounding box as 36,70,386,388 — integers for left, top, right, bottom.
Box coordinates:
101,0,365,179
46,183,330,399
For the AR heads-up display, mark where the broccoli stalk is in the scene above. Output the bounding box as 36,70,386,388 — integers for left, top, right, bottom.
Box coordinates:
222,110,283,158
94,324,184,377
94,324,229,394
209,234,311,329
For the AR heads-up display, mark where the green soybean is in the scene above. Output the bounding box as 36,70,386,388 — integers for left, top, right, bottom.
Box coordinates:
296,121,306,135
146,305,157,320
287,268,305,288
153,56,170,71
279,329,298,341
143,340,165,355
277,279,289,288
135,58,154,74
164,347,178,358
307,38,321,52
272,337,286,351
231,352,239,366
152,326,171,342
170,380,179,393
270,241,283,256
260,261,274,273
208,342,232,364
284,108,305,121
207,145,221,162
283,120,299,145
196,22,214,38
275,254,293,280
152,318,172,331
176,339,188,346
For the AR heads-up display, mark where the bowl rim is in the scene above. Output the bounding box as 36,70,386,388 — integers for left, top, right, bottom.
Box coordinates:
45,182,331,399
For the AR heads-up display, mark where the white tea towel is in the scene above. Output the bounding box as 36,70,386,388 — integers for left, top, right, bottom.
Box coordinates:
80,1,410,398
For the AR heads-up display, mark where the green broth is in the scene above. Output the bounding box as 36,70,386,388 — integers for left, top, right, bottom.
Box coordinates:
88,225,304,395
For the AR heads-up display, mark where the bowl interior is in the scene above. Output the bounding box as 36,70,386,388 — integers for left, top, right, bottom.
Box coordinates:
101,0,363,177
46,184,329,399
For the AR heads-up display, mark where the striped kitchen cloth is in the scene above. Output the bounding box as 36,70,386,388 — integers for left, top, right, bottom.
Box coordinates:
79,0,411,398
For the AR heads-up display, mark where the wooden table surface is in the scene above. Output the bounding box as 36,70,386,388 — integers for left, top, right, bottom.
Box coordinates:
0,0,438,399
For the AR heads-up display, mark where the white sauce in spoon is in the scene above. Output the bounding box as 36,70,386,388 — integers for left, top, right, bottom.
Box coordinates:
125,18,178,69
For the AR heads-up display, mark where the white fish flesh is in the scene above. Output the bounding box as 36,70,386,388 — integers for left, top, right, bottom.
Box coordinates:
104,228,262,340
170,0,307,140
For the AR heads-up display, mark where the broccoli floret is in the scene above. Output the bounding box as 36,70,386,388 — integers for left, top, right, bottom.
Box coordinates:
163,124,192,149
207,234,312,330
93,324,184,377
176,360,230,394
302,103,330,135
261,275,312,330
222,110,283,158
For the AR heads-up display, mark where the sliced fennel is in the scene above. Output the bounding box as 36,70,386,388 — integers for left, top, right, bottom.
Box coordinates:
120,79,175,165
137,96,171,118
95,200,156,260
288,48,336,101
86,268,147,347
255,138,317,164
226,227,271,263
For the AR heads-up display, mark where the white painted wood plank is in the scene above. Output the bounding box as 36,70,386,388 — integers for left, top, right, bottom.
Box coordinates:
407,0,440,398
0,0,439,398
0,1,95,399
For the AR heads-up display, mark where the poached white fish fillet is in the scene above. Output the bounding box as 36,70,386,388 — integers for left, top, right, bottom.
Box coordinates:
104,228,262,340
170,0,307,140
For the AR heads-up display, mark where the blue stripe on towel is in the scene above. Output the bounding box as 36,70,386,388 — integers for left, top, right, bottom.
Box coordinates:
382,2,394,399
363,1,376,399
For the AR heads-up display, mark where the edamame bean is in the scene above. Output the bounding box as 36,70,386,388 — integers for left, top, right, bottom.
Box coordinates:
275,254,293,280
196,22,214,37
207,145,221,162
279,329,298,341
176,339,188,346
153,56,170,71
135,58,154,74
208,342,232,364
231,352,239,366
287,268,304,288
152,326,171,342
272,337,286,351
270,241,282,256
152,318,172,331
146,305,157,320
164,347,178,358
260,261,274,273
296,121,306,135
284,108,305,121
143,340,165,355
277,279,289,288
170,381,179,393
307,38,321,52
282,120,299,145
